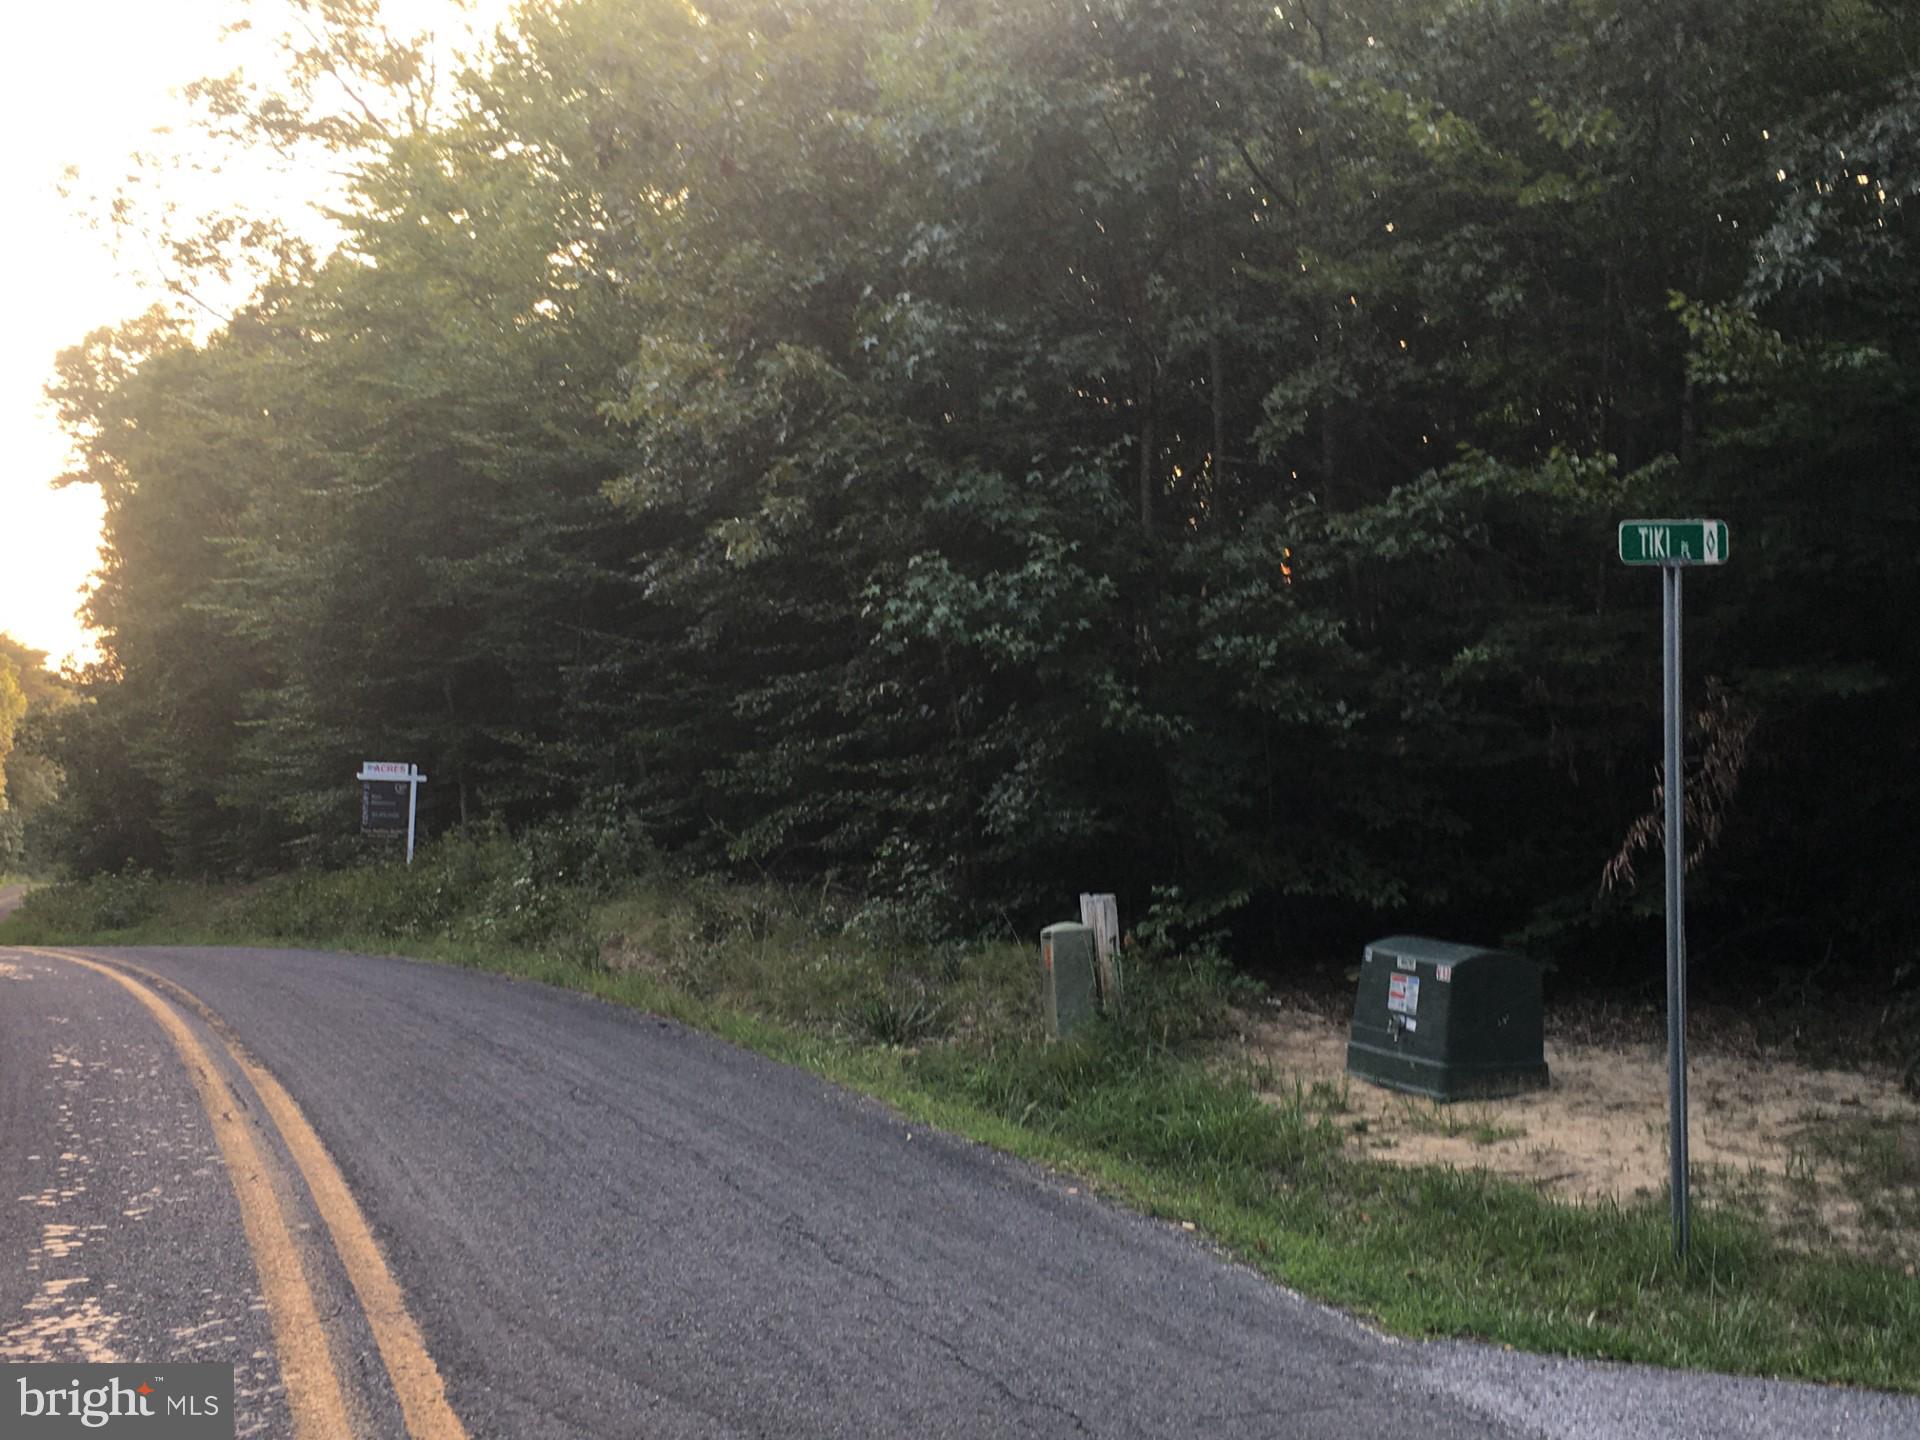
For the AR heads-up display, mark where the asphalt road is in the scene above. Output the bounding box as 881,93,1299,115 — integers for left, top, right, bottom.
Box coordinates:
2,943,1915,1439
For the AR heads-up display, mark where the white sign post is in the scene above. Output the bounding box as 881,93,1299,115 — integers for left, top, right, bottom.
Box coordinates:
357,761,428,864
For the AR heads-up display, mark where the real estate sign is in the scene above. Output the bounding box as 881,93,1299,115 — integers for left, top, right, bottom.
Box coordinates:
355,761,428,862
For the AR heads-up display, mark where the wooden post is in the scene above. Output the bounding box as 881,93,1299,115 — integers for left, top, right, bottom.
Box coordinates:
1078,893,1122,1011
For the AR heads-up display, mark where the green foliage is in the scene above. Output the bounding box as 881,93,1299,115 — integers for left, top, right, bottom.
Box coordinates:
0,652,23,812
914,1031,1332,1176
207,831,596,956
8,867,165,935
9,863,1915,1390
0,636,78,874
847,983,951,1047
34,0,1920,988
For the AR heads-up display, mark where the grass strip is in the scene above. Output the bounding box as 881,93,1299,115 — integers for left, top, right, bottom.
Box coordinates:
4,858,1915,1392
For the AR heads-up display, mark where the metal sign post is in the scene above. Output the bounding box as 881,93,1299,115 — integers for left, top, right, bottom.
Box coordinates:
357,761,428,865
1660,564,1691,1257
1620,520,1727,1258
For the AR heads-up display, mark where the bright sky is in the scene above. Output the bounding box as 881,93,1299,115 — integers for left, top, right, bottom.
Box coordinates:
0,0,508,674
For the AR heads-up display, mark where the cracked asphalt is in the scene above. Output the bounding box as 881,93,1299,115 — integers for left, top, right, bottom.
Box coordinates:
4,942,1916,1438
0,949,291,1433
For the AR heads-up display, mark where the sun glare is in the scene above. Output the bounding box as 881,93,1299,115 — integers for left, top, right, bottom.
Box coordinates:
0,0,509,673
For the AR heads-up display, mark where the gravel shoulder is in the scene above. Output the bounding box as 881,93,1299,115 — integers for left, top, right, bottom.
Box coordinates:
1236,997,1920,1268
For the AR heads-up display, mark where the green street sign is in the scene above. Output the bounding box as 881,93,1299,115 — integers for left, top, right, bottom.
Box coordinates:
1618,519,1728,566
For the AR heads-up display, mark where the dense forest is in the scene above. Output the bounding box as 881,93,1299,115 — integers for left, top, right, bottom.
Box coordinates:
25,0,1920,986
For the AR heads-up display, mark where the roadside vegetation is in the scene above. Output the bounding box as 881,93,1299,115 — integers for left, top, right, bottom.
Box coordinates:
7,0,1916,1394
17,0,1918,1018
6,831,1914,1394
0,633,72,878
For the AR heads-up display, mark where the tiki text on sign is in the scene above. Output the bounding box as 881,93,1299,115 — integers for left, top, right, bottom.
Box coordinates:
1618,519,1728,566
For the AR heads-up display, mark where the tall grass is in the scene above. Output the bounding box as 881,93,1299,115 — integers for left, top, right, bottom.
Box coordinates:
4,835,1916,1391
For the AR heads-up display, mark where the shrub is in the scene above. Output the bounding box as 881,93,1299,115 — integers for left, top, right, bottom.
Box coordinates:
9,866,163,934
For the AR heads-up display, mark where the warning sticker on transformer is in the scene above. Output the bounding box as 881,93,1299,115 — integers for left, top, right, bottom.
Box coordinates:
1387,972,1420,1015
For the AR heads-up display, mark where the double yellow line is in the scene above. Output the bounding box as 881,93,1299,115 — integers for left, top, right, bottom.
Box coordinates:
25,949,469,1440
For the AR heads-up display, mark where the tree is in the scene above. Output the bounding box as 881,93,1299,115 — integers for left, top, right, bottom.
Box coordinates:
0,636,79,872
37,0,1920,990
0,652,24,813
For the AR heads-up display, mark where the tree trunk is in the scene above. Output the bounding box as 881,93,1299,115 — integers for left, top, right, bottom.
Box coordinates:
1205,154,1229,493
1138,362,1157,536
1321,400,1337,500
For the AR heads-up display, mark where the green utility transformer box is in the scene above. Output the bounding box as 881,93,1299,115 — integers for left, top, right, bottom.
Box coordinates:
1345,936,1549,1101
1040,922,1100,1040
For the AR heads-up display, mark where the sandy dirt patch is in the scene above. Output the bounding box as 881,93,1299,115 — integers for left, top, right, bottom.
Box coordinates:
1232,999,1920,1266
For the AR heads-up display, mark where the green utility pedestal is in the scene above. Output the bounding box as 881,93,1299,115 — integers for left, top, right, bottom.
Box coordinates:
1345,936,1549,1101
1040,922,1099,1040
